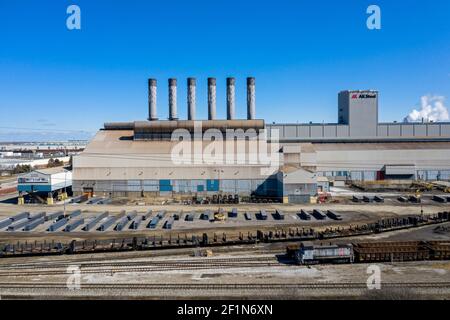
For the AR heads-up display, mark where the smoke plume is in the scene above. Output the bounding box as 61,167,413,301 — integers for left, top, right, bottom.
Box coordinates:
404,95,449,122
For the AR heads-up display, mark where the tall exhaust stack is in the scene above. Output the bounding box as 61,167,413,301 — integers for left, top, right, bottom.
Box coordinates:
208,78,216,120
247,77,256,120
226,77,235,120
148,78,158,121
168,78,178,120
187,78,196,120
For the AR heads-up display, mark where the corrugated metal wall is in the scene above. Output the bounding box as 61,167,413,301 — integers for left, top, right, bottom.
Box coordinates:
73,178,283,197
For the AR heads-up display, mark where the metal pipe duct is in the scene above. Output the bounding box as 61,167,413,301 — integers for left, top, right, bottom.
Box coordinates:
226,77,235,120
247,77,256,120
148,79,158,121
168,78,178,120
208,78,216,120
134,120,265,134
104,122,134,130
187,78,196,120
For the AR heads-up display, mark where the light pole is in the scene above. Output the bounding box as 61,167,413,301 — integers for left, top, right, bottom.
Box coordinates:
63,170,67,216
416,189,423,218
214,169,224,211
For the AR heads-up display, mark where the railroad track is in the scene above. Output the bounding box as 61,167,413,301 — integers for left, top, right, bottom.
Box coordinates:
0,282,449,290
0,247,282,265
0,262,284,277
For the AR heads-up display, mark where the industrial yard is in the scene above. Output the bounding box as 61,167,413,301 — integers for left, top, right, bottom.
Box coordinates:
1,192,450,299
0,228,449,299
0,197,449,237
2,78,450,300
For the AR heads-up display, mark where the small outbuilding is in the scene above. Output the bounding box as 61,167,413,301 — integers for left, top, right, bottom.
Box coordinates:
17,167,72,204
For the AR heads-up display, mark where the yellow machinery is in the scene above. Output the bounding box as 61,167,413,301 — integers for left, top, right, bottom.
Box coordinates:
412,182,433,192
214,211,227,221
413,181,450,193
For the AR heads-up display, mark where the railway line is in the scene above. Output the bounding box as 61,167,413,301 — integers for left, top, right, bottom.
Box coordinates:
0,282,449,290
0,261,283,277
0,256,278,270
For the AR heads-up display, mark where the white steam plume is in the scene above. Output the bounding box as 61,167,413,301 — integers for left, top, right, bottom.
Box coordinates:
404,95,449,122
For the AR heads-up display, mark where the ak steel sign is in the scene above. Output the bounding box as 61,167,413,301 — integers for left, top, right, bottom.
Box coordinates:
351,93,377,99
18,173,49,184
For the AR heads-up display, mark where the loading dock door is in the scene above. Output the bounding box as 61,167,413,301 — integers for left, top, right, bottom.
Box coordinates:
83,187,93,198
206,180,219,191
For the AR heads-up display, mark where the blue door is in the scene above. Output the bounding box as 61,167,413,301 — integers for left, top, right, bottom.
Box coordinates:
206,179,219,191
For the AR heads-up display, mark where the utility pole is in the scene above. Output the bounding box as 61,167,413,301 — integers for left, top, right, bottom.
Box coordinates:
416,189,423,218
214,169,224,212
63,170,67,216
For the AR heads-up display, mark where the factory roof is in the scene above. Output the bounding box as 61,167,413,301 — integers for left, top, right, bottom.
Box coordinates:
81,130,274,155
33,167,69,175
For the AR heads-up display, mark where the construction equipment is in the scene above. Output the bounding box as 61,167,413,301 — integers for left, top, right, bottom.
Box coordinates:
214,210,227,221
412,182,433,192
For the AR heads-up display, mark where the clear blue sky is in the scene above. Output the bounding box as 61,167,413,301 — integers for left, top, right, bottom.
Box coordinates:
0,0,449,141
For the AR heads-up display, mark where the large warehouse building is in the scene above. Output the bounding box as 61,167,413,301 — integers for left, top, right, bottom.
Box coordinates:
73,78,450,202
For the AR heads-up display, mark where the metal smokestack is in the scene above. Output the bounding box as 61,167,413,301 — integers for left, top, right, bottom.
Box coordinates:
187,78,196,120
168,78,178,120
208,78,217,120
247,77,256,120
148,79,158,121
226,77,235,120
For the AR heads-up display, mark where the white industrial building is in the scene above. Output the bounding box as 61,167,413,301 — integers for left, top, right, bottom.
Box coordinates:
73,78,450,203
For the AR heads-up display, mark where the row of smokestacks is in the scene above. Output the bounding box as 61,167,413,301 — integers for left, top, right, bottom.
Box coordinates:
148,77,256,121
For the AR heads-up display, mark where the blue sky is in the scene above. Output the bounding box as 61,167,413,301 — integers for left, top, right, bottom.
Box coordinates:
0,0,449,141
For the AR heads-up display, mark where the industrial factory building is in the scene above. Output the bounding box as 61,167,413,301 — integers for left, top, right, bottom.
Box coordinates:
73,77,450,202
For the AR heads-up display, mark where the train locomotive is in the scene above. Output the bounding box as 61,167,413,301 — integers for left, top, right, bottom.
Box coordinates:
287,242,354,265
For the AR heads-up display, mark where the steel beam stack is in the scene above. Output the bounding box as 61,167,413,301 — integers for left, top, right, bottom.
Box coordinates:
48,218,69,232
23,217,46,231
45,211,64,221
8,219,32,231
127,211,137,221
98,216,118,231
0,218,13,229
10,212,30,221
164,218,174,229
68,210,82,219
129,216,143,230
115,216,130,231
156,210,166,219
83,212,109,231
29,212,46,221
64,218,85,232
142,210,152,220
259,209,268,220
147,217,160,229
312,209,326,220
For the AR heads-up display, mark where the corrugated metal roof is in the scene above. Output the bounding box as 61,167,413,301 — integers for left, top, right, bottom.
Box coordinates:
33,167,68,175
